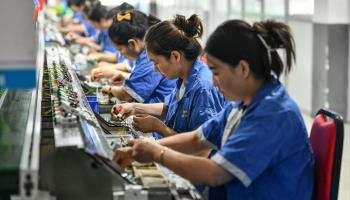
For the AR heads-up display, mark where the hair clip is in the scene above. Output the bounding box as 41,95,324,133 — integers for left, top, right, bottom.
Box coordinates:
116,12,131,22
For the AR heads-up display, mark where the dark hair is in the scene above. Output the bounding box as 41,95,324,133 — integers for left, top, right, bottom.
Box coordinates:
108,10,161,45
67,0,86,7
82,0,100,16
87,4,108,22
144,14,203,60
205,20,296,80
87,3,134,23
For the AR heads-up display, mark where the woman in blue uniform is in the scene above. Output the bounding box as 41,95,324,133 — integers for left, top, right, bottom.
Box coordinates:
111,14,226,138
77,4,121,63
101,10,176,103
60,0,97,37
113,20,314,199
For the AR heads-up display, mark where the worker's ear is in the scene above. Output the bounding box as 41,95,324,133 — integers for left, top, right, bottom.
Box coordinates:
237,60,251,79
169,50,181,63
127,39,137,51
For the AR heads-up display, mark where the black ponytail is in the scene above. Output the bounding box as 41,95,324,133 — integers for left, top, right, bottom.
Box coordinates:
108,10,161,45
205,19,296,80
252,21,295,77
145,14,203,60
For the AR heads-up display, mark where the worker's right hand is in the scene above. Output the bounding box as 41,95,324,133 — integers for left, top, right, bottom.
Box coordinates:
65,32,80,42
111,103,136,120
76,37,90,46
113,146,134,168
90,68,103,81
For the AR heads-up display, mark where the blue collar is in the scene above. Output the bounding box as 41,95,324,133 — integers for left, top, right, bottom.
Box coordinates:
176,58,203,98
135,49,147,65
246,76,281,110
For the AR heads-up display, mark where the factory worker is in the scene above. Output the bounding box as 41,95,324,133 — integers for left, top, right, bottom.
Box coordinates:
101,10,176,103
113,19,314,200
111,14,226,139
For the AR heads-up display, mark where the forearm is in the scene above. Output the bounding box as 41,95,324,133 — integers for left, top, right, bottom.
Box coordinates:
118,71,130,80
61,24,86,34
155,122,178,137
110,87,133,102
158,132,209,154
98,53,118,63
133,103,166,119
87,42,102,52
154,147,232,186
111,62,129,72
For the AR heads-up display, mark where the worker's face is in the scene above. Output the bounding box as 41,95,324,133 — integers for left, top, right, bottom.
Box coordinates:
146,50,182,80
206,54,247,101
90,21,104,30
114,39,143,61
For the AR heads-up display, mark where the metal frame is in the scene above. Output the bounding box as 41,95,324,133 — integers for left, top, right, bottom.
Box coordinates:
0,89,7,108
18,12,45,200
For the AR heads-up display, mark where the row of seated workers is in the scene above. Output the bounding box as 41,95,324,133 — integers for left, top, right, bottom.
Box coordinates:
58,0,314,199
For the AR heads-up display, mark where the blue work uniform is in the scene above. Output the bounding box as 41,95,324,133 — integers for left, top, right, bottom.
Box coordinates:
197,77,314,200
96,30,118,54
123,50,176,103
73,11,97,37
116,52,135,72
154,58,226,139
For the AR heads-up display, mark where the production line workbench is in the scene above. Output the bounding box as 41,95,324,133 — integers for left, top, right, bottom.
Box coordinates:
0,13,201,200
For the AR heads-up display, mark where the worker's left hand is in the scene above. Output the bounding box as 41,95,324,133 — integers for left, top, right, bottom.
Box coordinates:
111,73,125,85
127,139,162,163
113,146,134,168
132,114,163,133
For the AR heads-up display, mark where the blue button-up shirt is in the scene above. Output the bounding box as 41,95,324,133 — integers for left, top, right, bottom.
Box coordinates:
96,30,118,54
123,50,176,103
154,58,226,139
198,77,314,200
73,11,97,37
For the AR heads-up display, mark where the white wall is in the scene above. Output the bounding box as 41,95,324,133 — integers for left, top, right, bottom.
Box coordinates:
286,20,313,114
314,0,349,24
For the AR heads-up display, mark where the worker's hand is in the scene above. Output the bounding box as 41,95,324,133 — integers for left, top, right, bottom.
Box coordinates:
101,85,112,95
127,139,163,163
76,37,91,46
90,68,103,81
65,32,80,42
86,53,100,61
113,146,134,168
111,103,136,120
111,73,125,85
132,114,163,133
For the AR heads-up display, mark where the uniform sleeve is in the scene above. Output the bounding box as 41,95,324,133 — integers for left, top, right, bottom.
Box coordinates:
82,20,97,37
164,90,176,107
123,63,163,103
189,88,223,131
210,112,289,187
195,103,234,149
102,37,118,54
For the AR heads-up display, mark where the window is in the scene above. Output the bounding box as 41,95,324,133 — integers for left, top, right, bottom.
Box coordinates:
289,0,314,15
245,0,262,22
265,0,285,18
228,0,242,19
